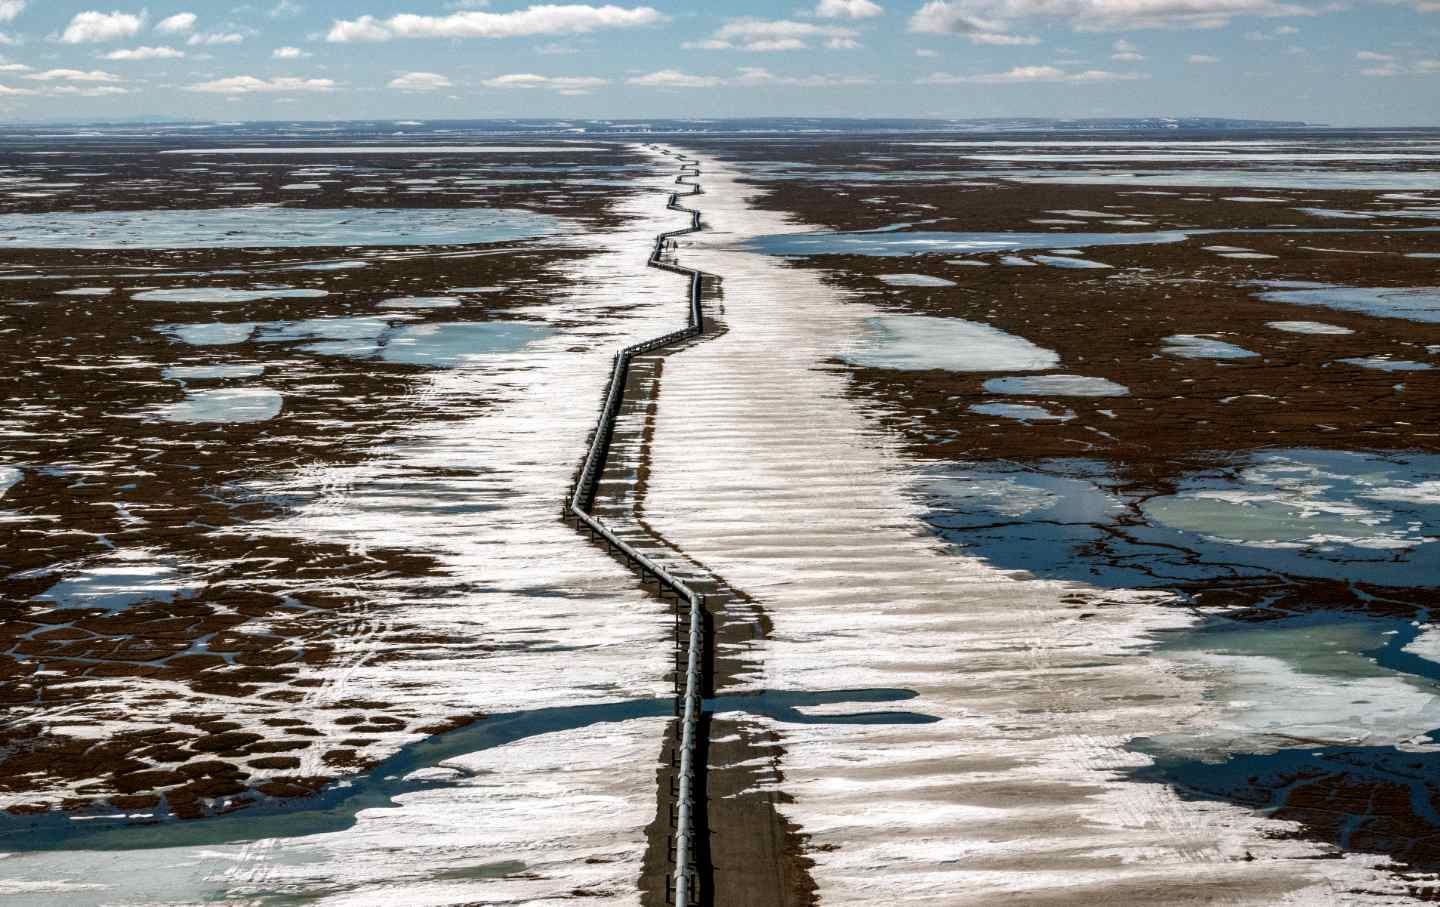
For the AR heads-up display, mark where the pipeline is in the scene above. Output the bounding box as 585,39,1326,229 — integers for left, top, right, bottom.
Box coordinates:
565,147,708,907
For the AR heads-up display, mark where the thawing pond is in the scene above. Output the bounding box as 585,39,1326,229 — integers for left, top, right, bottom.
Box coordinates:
158,317,554,367
134,288,329,303
158,387,283,423
1162,334,1259,360
982,374,1129,396
0,208,565,249
1252,281,1440,324
1011,170,1440,190
1267,320,1355,335
917,449,1440,590
746,229,1190,258
843,315,1059,371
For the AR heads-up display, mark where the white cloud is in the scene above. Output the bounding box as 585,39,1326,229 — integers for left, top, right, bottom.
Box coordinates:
628,66,872,88
909,1,1001,34
61,10,145,44
482,72,608,93
273,45,310,58
102,45,185,60
814,0,884,17
1187,53,1220,62
1361,64,1399,76
389,71,454,90
732,66,872,86
0,1,25,24
686,18,861,51
24,68,122,81
270,0,303,17
909,0,1316,34
627,69,723,88
1274,23,1298,32
909,0,1038,44
915,47,939,56
186,75,337,93
1355,50,1392,60
47,83,130,96
188,32,247,46
155,12,196,34
0,62,28,71
1418,59,1440,71
0,82,35,94
327,5,665,42
920,65,1147,82
1111,38,1144,59
969,31,1039,43
534,41,578,53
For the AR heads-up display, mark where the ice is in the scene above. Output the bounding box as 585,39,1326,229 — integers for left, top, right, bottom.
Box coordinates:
162,364,265,380
29,549,202,612
1266,321,1355,335
0,207,565,250
134,287,329,303
843,315,1060,371
0,465,19,498
159,145,605,155
381,296,465,309
968,402,1075,422
876,273,957,287
1338,357,1434,372
747,229,1190,257
158,322,258,345
1032,254,1113,269
982,374,1129,396
158,386,284,423
378,323,555,368
1252,282,1440,323
1162,334,1258,359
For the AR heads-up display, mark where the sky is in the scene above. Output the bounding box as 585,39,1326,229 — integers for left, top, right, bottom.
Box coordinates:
0,0,1434,126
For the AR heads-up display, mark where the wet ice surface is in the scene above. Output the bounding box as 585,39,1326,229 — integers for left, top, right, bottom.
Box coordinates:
1012,170,1440,190
843,314,1060,371
158,322,257,345
54,287,111,296
1163,334,1259,359
1251,281,1440,324
983,374,1130,396
164,316,554,366
157,386,284,423
0,207,564,249
1267,320,1355,335
133,287,329,303
0,141,690,905
159,145,605,155
969,402,1074,422
1031,254,1113,269
876,273,957,287
746,228,1189,257
28,549,202,612
379,323,554,367
1338,357,1434,372
380,296,464,309
162,364,265,380
0,466,19,498
629,153,1440,904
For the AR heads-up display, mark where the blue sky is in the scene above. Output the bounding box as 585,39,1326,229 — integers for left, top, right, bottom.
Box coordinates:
0,0,1435,125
